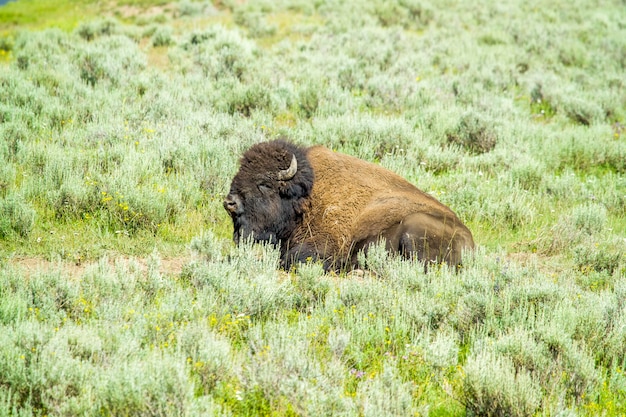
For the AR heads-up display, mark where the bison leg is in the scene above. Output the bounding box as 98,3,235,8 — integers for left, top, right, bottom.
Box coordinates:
282,241,336,272
350,211,473,269
396,212,473,267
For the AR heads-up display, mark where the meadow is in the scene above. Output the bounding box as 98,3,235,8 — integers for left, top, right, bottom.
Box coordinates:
0,0,625,415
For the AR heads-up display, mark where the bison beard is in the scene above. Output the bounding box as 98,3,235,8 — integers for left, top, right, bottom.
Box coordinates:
224,139,475,271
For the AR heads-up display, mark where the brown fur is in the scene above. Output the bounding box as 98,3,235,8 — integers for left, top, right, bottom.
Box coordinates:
290,146,474,269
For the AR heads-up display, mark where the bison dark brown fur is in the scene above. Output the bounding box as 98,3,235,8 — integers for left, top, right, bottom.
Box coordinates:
224,140,474,271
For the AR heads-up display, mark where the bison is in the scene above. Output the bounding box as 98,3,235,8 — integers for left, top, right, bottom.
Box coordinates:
224,139,474,271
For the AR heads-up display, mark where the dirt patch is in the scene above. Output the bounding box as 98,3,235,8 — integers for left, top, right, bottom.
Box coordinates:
505,252,569,276
139,37,172,69
114,4,172,20
9,255,192,280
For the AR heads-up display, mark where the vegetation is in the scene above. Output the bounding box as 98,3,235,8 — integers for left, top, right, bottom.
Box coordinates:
0,0,625,415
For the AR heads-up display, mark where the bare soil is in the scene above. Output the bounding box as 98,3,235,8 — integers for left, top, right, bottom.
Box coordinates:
114,4,172,20
6,252,562,280
9,255,191,279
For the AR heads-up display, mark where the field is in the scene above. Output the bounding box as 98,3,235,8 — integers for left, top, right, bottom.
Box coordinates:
0,0,625,415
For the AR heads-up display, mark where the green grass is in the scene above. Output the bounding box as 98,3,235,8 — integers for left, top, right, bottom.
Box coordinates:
0,0,625,415
0,0,101,32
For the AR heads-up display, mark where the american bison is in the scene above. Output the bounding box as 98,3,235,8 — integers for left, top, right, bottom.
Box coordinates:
224,139,474,271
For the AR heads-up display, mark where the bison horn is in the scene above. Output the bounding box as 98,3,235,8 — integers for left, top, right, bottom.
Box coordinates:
277,154,297,181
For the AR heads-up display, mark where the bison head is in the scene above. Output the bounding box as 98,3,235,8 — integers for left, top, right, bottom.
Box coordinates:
224,140,314,247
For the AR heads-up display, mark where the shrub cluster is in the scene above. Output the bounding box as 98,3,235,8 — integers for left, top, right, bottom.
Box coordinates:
1,244,624,414
0,0,625,414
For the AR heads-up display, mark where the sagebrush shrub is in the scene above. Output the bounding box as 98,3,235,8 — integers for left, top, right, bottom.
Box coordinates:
453,292,488,340
233,9,277,38
295,81,320,119
446,112,497,155
603,302,626,368
293,261,330,312
510,158,545,191
571,203,607,235
422,327,459,369
177,0,216,17
75,18,119,41
535,202,610,255
460,347,541,417
190,230,227,262
534,307,601,401
182,26,256,81
74,35,146,87
494,328,552,381
572,243,622,275
245,322,356,415
552,125,626,173
0,195,35,238
152,26,175,47
225,82,274,116
177,324,237,394
1,0,625,414
357,364,416,416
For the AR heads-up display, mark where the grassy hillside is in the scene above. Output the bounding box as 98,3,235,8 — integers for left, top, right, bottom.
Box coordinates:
0,0,625,415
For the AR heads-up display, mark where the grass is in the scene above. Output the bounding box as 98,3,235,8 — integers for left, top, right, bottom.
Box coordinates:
0,0,625,415
0,0,101,32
